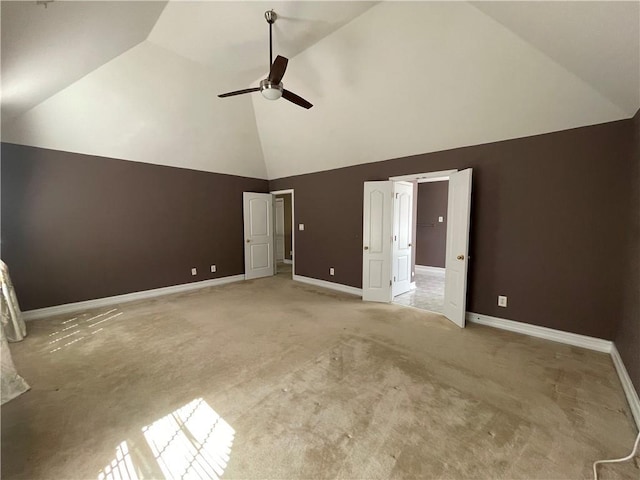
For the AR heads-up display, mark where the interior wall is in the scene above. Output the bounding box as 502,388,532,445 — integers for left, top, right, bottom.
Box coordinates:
415,182,449,268
275,193,293,261
270,116,635,341
614,108,640,396
1,143,268,310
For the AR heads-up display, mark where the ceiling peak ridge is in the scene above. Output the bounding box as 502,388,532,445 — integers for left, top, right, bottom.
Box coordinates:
468,1,638,117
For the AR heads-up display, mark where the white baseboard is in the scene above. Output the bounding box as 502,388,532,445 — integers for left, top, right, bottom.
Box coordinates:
415,265,445,274
466,312,613,353
611,344,640,430
410,282,417,290
292,274,362,297
283,259,293,265
22,274,245,321
466,311,640,430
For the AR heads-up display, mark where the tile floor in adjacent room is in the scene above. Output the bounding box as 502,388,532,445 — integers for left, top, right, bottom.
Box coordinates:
394,266,445,313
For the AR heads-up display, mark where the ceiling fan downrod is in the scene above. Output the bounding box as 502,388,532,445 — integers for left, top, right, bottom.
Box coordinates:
265,10,277,68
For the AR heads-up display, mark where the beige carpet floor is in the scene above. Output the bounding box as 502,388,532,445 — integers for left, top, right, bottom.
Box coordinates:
2,274,638,480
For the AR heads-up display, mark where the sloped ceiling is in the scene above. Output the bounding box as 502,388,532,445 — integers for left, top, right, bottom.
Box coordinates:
473,1,640,116
1,0,167,121
1,1,638,180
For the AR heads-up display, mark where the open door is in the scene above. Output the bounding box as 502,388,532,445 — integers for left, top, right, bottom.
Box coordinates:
243,192,274,280
362,181,393,302
443,169,473,327
392,182,413,297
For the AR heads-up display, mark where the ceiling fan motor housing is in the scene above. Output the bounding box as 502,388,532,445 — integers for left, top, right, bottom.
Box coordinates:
260,79,283,100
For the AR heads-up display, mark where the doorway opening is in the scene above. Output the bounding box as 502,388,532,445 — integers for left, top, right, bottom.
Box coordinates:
394,178,449,314
362,169,472,328
272,189,294,279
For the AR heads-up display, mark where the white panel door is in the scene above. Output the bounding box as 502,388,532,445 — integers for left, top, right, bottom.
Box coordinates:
275,198,285,262
243,192,274,280
362,181,393,303
392,182,413,297
443,169,473,327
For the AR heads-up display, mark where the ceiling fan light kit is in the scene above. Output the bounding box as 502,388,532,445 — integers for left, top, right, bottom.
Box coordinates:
260,79,283,100
218,9,313,109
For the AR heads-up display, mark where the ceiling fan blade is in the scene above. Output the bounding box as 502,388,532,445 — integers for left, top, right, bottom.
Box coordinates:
282,89,313,109
268,55,288,84
218,87,260,98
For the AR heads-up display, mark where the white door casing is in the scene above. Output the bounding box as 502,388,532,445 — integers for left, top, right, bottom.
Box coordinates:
362,181,393,303
275,198,285,262
443,168,473,327
392,182,413,297
243,192,274,280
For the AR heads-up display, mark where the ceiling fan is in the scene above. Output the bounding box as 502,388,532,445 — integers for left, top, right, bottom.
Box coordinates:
218,10,313,109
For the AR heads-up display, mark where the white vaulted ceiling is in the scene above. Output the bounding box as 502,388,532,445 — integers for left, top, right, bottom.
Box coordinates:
1,1,638,180
1,0,167,121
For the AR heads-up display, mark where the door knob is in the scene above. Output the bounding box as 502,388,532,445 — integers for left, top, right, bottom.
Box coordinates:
408,243,412,247
456,254,464,260
246,239,251,243
364,246,369,250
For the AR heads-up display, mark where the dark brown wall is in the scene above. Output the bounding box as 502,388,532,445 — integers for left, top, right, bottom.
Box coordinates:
614,109,640,395
271,118,635,340
276,193,292,261
415,181,448,268
1,143,268,310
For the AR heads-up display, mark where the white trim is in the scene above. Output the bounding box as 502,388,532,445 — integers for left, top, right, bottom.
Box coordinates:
283,259,293,265
270,189,294,195
466,312,613,353
611,344,640,430
293,274,362,297
389,170,457,182
22,275,245,320
415,265,446,274
410,282,417,290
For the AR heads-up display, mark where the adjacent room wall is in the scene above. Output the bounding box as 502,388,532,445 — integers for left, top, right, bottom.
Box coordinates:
415,182,448,268
614,108,640,396
1,143,268,310
270,117,634,341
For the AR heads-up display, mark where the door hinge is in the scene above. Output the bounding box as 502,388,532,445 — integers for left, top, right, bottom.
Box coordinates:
390,280,392,286
395,193,398,198
393,276,396,282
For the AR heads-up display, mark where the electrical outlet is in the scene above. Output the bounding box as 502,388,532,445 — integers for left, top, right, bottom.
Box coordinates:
498,295,507,307
438,216,444,222
330,267,335,276
191,268,197,276
211,265,216,273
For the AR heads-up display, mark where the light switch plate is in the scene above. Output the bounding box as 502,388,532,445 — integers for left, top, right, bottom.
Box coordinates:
438,216,444,222
299,224,305,231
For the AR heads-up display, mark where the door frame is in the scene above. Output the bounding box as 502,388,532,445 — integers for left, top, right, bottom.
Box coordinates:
389,171,457,300
270,189,295,274
275,198,285,262
386,169,470,325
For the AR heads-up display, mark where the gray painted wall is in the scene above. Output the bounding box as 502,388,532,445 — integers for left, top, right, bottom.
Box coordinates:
415,182,448,268
270,116,635,343
1,143,268,310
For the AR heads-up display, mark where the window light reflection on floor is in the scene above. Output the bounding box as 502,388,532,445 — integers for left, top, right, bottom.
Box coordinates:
142,398,235,480
97,441,139,480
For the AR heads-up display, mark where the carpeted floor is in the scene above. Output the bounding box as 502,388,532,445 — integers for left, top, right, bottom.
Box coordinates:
2,274,638,479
